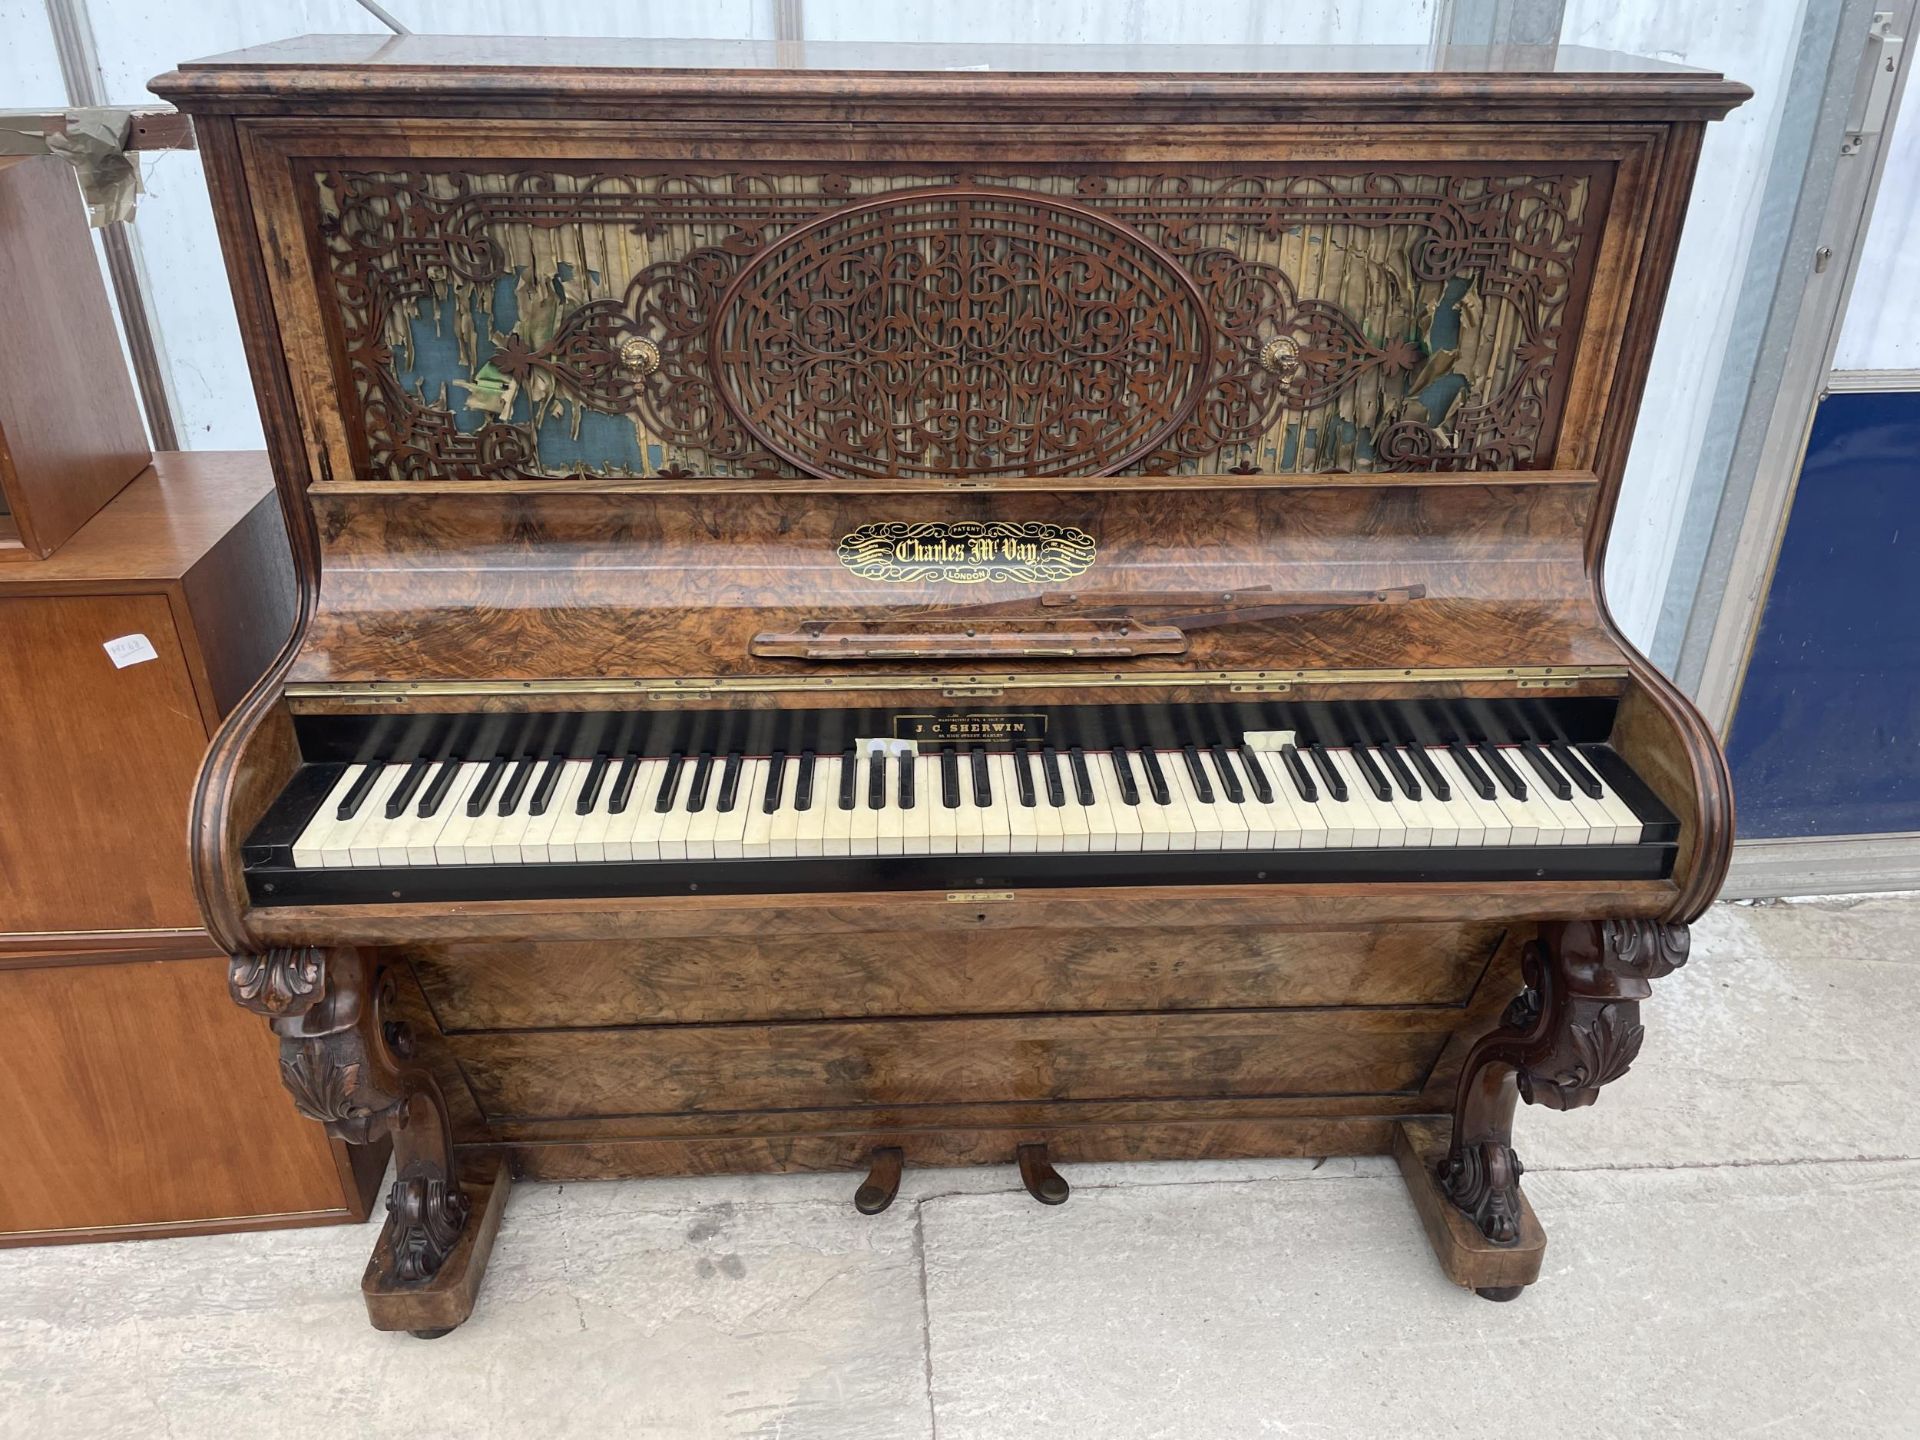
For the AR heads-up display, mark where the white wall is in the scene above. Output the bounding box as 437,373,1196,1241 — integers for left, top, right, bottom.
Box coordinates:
1561,0,1812,653
1833,58,1920,370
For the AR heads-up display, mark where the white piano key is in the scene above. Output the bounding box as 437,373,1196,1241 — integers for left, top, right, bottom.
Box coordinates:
545,761,601,862
1055,757,1091,853
618,759,672,861
1146,752,1200,851
999,755,1039,854
1165,753,1223,850
900,759,934,856
1327,750,1392,848
921,757,957,855
768,758,808,857
791,758,831,857
822,754,857,856
876,757,907,856
682,767,727,860
707,758,755,859
574,759,630,862
850,756,883,857
948,757,986,854
292,765,369,869
345,765,413,867
1201,750,1252,850
1419,747,1482,847
522,761,590,862
397,762,483,866
1310,756,1358,849
976,756,1013,855
1588,761,1650,844
740,757,787,858
1092,753,1143,852
1079,754,1122,852
1430,748,1512,846
1371,755,1441,848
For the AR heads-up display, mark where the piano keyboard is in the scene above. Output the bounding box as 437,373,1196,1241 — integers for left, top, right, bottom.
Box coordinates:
282,741,1659,871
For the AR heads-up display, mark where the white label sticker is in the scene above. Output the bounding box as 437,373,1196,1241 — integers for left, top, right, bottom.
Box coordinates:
103,633,160,668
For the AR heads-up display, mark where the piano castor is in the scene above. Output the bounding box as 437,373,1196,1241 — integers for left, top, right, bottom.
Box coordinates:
155,37,1744,1334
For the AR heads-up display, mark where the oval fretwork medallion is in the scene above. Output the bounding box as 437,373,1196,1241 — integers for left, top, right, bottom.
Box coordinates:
712,188,1213,479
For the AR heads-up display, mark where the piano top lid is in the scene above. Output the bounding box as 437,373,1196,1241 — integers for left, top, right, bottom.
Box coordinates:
151,35,1750,122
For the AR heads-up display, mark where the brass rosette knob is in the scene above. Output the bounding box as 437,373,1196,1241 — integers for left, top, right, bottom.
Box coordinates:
618,335,661,377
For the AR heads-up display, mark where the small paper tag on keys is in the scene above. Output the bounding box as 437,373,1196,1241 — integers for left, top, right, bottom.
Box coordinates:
103,633,159,668
1240,729,1298,751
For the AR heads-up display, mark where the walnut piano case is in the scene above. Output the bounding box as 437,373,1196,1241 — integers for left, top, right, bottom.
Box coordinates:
154,36,1744,1333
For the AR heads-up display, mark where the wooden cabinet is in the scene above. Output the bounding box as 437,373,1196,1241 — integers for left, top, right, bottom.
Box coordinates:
0,451,383,1242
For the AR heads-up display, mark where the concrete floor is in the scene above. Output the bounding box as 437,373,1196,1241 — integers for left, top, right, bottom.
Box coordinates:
3,894,1917,1439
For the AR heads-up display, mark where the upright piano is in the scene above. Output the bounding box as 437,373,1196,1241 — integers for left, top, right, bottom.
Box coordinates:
155,36,1744,1334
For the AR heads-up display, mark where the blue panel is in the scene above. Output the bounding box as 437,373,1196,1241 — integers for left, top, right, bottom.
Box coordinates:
1724,388,1920,838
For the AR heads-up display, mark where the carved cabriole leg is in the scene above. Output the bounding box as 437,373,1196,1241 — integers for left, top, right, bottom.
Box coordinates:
1407,918,1690,1297
229,947,506,1335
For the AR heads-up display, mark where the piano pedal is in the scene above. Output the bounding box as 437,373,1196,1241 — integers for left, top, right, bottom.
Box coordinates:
853,1146,904,1215
1016,1142,1071,1206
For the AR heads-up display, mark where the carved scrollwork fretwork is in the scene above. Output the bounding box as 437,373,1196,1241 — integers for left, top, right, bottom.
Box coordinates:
313,166,1600,482
1440,919,1690,1244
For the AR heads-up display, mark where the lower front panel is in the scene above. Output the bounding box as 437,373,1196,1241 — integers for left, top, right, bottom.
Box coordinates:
387,917,1524,1178
455,1009,1457,1122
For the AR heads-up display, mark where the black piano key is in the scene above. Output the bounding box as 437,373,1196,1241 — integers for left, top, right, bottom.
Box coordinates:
1551,740,1605,799
576,754,611,814
337,761,384,821
1208,745,1245,804
1181,746,1215,804
608,755,640,814
499,756,538,815
686,753,716,813
466,757,507,816
528,756,566,816
940,748,960,809
762,752,788,813
385,758,431,818
1040,749,1067,806
868,752,888,810
1140,748,1172,805
971,747,993,806
1068,748,1095,806
897,753,915,809
1406,745,1449,801
1477,742,1527,801
1377,744,1421,801
1014,748,1037,807
1306,744,1347,801
1448,742,1495,800
1280,744,1318,803
1349,745,1392,802
793,751,815,811
417,758,463,818
1237,746,1274,804
1110,748,1141,806
653,752,686,813
836,750,857,811
1520,742,1571,800
716,753,744,813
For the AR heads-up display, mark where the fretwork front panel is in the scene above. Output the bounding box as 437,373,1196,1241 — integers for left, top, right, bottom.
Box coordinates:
309,165,1608,484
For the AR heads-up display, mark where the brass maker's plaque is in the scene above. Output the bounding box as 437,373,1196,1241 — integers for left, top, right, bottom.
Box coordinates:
838,521,1096,584
896,713,1048,742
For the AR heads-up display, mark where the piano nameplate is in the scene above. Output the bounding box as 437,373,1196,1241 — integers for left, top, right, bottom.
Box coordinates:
896,712,1048,742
